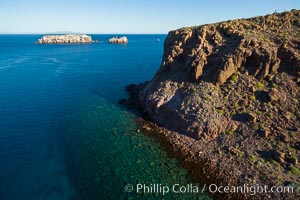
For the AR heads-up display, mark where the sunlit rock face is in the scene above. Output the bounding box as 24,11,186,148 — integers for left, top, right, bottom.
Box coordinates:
37,34,93,44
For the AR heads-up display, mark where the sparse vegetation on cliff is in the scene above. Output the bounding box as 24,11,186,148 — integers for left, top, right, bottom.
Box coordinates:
122,10,300,200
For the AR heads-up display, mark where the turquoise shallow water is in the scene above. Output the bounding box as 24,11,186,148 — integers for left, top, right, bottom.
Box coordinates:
0,35,209,200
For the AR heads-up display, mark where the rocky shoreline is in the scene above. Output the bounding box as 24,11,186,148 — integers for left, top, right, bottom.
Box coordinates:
121,10,300,200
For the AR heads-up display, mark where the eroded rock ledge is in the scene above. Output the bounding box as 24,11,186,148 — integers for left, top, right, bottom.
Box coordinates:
124,10,300,200
37,34,93,44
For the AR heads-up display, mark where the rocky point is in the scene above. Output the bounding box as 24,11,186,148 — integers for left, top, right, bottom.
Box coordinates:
123,10,300,200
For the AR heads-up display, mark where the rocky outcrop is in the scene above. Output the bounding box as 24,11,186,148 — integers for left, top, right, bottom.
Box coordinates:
123,10,300,199
108,36,128,44
155,10,300,86
135,9,300,140
37,34,93,44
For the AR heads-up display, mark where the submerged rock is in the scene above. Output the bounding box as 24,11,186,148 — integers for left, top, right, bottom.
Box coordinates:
108,36,128,44
37,34,93,44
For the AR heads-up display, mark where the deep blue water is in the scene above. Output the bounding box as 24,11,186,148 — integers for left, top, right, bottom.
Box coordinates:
0,35,209,200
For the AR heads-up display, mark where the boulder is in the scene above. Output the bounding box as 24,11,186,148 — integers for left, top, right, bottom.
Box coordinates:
268,88,280,103
270,150,285,163
259,129,270,138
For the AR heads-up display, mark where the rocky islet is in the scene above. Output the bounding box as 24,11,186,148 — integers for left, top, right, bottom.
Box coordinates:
37,35,129,44
108,36,128,44
37,34,93,44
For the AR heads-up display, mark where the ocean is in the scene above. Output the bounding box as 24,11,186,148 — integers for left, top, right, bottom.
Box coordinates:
0,34,209,200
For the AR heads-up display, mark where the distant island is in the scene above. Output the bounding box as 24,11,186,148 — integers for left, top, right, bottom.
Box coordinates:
37,34,93,44
122,9,300,200
108,36,128,44
36,34,129,44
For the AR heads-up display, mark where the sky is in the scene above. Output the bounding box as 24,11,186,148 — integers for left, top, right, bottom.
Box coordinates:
0,0,299,34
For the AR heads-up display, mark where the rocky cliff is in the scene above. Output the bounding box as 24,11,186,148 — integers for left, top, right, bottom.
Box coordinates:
124,10,300,200
154,10,300,85
136,9,300,140
37,34,93,44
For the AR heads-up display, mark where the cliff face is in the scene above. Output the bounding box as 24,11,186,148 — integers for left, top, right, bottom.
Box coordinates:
137,10,300,140
37,34,93,44
124,10,300,200
153,10,300,85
